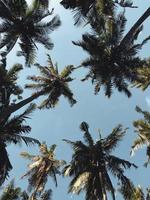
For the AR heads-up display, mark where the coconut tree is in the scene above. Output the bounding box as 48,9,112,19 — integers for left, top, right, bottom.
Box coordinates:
0,0,61,65
24,55,76,109
73,11,150,97
0,55,76,123
131,106,150,167
21,143,66,196
63,121,137,200
0,103,40,186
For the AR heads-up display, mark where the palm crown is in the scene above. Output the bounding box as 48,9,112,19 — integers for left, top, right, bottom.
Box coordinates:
0,0,61,65
21,143,66,196
63,121,137,200
73,12,149,97
25,55,76,108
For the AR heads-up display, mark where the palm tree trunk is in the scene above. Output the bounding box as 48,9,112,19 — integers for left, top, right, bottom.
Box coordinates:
99,172,108,200
119,7,150,48
0,90,45,123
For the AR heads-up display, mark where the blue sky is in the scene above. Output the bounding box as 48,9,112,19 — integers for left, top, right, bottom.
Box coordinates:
4,0,150,199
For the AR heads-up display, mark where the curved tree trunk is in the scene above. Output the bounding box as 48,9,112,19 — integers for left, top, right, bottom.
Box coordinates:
119,7,150,48
0,90,45,123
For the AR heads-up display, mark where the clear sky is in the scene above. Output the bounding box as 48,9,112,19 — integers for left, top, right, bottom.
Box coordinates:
5,0,150,199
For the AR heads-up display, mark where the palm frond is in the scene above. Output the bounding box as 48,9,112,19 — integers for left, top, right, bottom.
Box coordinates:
80,122,94,146
130,136,147,157
20,152,36,160
103,125,127,153
68,172,91,194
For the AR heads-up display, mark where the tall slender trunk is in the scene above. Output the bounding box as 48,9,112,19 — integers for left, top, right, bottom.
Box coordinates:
0,90,45,123
119,7,150,48
99,172,108,200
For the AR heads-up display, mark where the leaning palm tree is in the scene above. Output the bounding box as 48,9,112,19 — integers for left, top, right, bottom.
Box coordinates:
0,103,40,186
0,0,61,65
63,121,137,200
0,55,76,123
21,143,66,196
131,106,150,167
73,12,150,97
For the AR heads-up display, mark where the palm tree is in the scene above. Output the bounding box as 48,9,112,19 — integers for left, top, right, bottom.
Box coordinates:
25,55,76,109
73,12,149,97
21,143,66,196
131,106,150,167
0,55,76,123
0,103,40,186
63,121,137,200
0,0,61,65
